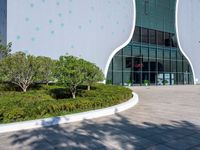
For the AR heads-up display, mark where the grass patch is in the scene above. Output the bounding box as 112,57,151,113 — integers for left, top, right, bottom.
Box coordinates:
0,83,132,124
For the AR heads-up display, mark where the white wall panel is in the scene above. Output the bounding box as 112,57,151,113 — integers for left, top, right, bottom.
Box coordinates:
176,0,200,84
7,0,135,75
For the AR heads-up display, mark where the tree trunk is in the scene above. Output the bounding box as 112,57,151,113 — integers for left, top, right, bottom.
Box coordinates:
72,92,76,99
87,85,90,91
22,88,27,92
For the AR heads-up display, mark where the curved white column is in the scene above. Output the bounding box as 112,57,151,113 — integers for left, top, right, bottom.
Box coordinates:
176,0,200,84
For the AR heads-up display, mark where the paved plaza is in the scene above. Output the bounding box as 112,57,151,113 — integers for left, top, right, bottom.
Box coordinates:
0,85,200,150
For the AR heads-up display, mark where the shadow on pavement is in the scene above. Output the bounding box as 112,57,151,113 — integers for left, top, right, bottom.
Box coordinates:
6,114,200,150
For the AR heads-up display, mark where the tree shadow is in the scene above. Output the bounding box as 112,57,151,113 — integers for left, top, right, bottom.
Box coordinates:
3,114,200,150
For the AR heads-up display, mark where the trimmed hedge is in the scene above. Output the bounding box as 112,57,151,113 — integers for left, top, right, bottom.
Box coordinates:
0,84,132,124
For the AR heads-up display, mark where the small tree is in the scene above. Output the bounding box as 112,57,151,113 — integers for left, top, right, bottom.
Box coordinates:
84,61,104,90
36,56,56,85
0,42,12,58
55,56,86,99
0,52,39,92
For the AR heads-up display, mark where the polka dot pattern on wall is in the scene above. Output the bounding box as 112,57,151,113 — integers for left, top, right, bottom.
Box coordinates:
18,0,131,43
30,3,34,8
8,0,134,72
25,17,29,22
60,23,64,27
49,19,53,24
16,35,21,40
68,10,72,14
50,30,55,35
31,37,35,41
35,27,40,31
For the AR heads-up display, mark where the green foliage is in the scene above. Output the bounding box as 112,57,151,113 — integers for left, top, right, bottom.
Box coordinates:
83,61,104,90
143,80,150,85
55,55,87,99
3,107,25,122
162,80,169,85
0,83,132,123
0,52,39,92
55,55,104,98
106,80,112,85
0,52,103,96
36,56,56,84
0,42,12,58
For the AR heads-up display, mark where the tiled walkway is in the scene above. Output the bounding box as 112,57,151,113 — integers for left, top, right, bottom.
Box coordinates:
0,85,200,150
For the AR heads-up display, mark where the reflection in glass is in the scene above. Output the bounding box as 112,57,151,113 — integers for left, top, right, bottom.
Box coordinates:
157,31,164,46
106,0,193,86
149,29,156,45
141,27,149,43
132,26,141,43
164,32,171,47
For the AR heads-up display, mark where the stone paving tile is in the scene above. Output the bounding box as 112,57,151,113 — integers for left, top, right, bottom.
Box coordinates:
189,144,200,150
101,137,145,150
23,141,56,150
145,144,175,150
192,133,200,140
164,136,200,150
172,128,198,136
0,143,25,150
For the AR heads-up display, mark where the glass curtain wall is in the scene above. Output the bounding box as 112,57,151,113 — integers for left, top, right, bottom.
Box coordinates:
107,0,193,86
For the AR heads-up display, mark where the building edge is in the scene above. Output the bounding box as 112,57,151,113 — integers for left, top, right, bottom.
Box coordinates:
175,0,196,84
103,0,136,82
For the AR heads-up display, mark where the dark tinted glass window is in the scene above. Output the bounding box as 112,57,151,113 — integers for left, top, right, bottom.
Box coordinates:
171,34,177,47
149,29,156,44
125,57,132,68
164,60,170,72
141,46,148,58
142,58,149,71
157,31,164,46
157,49,163,59
113,56,122,71
134,57,142,72
132,45,140,57
149,48,156,58
149,48,156,71
158,60,164,72
183,61,189,73
164,50,170,60
177,51,183,61
158,49,164,72
171,50,177,60
141,27,149,43
132,26,141,42
177,60,183,72
171,60,177,72
164,32,171,47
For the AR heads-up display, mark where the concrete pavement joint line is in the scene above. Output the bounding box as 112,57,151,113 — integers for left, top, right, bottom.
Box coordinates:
0,92,139,134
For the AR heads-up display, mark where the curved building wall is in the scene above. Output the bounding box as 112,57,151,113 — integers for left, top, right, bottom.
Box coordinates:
107,0,194,86
7,0,135,74
176,0,200,84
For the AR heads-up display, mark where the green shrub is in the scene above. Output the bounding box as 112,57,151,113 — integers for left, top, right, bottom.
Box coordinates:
3,107,25,123
0,83,132,123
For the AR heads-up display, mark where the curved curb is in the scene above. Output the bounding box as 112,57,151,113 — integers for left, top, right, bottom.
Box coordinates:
0,92,139,134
